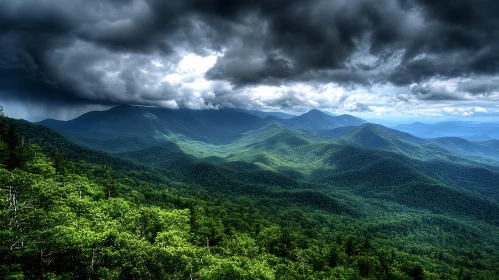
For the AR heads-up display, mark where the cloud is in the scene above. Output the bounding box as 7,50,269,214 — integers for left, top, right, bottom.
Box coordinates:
0,0,499,120
410,81,469,101
404,77,499,101
344,103,372,112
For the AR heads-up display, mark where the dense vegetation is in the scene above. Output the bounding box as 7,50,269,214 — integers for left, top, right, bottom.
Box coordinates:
2,106,499,279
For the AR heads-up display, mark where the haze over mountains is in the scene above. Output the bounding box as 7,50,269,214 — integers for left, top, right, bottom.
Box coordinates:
394,121,499,141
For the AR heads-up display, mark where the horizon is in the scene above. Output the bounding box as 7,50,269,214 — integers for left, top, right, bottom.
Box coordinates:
7,104,497,128
2,97,499,124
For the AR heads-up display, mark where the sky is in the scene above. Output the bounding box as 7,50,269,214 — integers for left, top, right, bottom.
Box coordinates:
1,0,499,122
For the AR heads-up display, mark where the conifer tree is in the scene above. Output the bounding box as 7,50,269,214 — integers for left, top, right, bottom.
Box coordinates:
5,125,21,170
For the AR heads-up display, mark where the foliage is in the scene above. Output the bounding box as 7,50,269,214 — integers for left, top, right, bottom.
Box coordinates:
1,117,499,279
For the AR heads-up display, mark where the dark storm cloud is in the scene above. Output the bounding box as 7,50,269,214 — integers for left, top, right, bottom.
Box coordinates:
458,78,499,95
206,0,416,86
391,0,499,85
410,83,468,101
404,76,499,101
0,0,499,111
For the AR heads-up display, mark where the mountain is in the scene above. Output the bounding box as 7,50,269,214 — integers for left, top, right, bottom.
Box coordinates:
336,124,427,153
320,124,499,163
6,114,499,279
478,139,499,149
320,123,428,144
320,145,499,218
278,109,366,131
124,122,499,224
395,121,499,140
431,137,499,159
39,105,168,139
38,107,371,152
33,107,499,214
233,109,296,119
325,126,499,199
39,105,269,146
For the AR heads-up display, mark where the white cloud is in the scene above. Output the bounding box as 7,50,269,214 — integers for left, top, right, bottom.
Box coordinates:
157,100,179,109
475,107,487,113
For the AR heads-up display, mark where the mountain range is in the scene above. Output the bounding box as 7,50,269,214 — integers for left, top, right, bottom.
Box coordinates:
394,121,499,140
3,105,499,278
38,106,499,164
34,106,499,211
38,106,366,146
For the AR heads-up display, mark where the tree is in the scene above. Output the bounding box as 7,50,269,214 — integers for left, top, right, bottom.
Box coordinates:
405,262,424,280
327,246,340,268
105,176,119,199
345,239,355,256
5,125,22,170
53,149,66,175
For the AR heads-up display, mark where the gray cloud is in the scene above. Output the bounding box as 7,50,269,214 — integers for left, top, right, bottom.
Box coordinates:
411,83,469,101
1,0,499,118
346,103,372,112
457,77,499,96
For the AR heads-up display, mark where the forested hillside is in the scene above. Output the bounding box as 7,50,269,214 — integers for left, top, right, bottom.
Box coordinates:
2,107,499,279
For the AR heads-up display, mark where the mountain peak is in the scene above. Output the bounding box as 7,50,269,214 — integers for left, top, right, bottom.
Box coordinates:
279,109,366,131
305,109,327,116
356,124,381,135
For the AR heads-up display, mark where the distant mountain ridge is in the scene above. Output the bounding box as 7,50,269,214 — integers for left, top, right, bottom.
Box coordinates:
40,105,170,139
319,123,499,162
276,109,366,131
39,105,268,144
38,106,366,149
37,106,499,163
395,121,499,140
